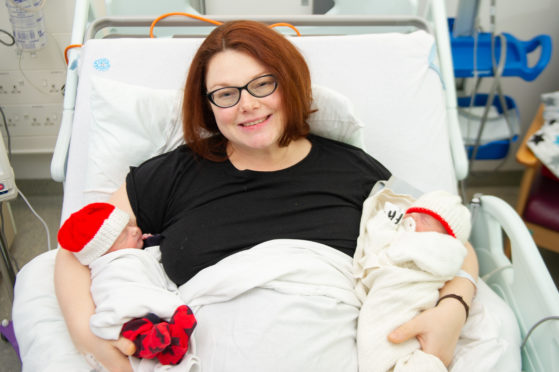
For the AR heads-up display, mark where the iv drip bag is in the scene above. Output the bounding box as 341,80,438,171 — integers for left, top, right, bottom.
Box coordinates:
5,0,47,51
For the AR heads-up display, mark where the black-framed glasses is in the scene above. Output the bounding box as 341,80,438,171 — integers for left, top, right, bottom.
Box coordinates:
206,74,278,108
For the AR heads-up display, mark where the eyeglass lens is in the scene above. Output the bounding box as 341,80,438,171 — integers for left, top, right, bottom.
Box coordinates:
208,75,277,108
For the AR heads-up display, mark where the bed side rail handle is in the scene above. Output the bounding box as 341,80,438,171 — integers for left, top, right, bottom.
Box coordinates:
51,55,79,183
50,109,73,182
477,195,558,308
473,195,559,371
51,0,88,182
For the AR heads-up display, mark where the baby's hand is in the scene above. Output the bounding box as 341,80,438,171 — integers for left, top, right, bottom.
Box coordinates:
142,233,163,247
113,337,136,356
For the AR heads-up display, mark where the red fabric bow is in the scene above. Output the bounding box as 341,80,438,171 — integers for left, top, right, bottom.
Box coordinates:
121,305,197,365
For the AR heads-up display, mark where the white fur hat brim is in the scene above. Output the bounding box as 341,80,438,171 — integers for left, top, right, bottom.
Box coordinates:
74,207,130,265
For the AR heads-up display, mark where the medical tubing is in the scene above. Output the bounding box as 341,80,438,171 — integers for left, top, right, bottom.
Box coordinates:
491,33,515,147
0,29,16,46
149,12,301,38
468,32,507,169
480,264,513,283
16,187,51,251
150,12,223,38
466,0,515,170
64,16,302,66
463,26,479,143
18,51,50,95
0,107,11,159
268,23,301,36
487,35,514,172
64,44,81,64
520,316,559,350
494,36,516,157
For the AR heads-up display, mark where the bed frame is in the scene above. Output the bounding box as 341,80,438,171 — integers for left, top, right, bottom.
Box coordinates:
38,0,559,371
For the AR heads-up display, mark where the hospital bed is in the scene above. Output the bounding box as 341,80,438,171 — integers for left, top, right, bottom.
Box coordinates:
11,0,559,371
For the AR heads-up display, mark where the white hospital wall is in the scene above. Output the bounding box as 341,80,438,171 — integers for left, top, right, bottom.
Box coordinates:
446,0,559,172
0,0,75,179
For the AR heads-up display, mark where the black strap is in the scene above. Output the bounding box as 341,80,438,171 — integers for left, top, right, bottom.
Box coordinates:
436,293,470,320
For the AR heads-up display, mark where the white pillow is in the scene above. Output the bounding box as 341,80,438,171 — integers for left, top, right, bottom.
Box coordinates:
84,76,364,202
310,84,364,148
85,76,184,203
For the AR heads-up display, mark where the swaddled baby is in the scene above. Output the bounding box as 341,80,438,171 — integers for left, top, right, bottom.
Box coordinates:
58,203,197,367
354,189,472,372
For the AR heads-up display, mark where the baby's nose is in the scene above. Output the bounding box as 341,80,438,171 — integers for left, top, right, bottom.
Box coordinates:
130,226,141,237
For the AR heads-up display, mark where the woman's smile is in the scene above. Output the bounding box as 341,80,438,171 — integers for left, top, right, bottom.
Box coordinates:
239,114,271,128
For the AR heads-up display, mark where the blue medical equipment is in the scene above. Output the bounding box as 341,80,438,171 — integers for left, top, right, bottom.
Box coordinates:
448,18,552,167
449,20,552,81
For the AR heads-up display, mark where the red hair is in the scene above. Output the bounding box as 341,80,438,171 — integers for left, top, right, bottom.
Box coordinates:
182,20,312,161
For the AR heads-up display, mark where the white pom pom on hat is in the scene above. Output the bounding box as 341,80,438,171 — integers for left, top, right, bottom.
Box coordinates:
57,202,130,265
406,190,471,243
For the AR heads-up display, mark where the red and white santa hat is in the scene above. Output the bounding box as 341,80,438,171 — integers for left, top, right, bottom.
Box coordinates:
405,190,471,243
57,202,130,265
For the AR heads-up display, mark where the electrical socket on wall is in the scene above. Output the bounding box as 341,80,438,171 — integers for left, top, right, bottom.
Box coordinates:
0,70,65,105
0,69,65,154
0,104,62,153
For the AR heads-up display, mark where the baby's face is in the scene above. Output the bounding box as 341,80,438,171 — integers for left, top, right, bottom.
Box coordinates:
404,212,447,235
109,222,144,252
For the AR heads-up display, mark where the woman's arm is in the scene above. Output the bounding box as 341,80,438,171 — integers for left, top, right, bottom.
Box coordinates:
108,182,136,224
54,183,135,371
387,241,478,366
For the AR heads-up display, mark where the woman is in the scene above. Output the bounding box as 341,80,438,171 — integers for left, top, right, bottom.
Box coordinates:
55,20,477,371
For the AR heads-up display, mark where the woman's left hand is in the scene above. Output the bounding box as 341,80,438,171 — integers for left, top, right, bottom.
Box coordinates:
387,297,465,366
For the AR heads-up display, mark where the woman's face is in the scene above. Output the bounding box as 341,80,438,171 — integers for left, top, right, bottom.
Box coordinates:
205,49,285,155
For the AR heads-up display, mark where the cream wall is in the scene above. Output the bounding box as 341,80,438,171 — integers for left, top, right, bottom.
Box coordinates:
0,0,75,179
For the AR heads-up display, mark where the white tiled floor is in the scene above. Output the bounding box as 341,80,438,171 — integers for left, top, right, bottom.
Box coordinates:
0,175,557,372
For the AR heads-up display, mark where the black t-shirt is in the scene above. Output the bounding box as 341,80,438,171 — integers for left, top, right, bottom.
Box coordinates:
126,135,390,286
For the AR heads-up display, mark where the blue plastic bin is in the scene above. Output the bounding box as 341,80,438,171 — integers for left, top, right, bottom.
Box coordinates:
458,94,519,160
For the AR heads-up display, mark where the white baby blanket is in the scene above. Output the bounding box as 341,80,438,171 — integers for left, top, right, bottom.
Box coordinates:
354,188,466,372
89,247,184,340
178,239,361,372
88,239,362,372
